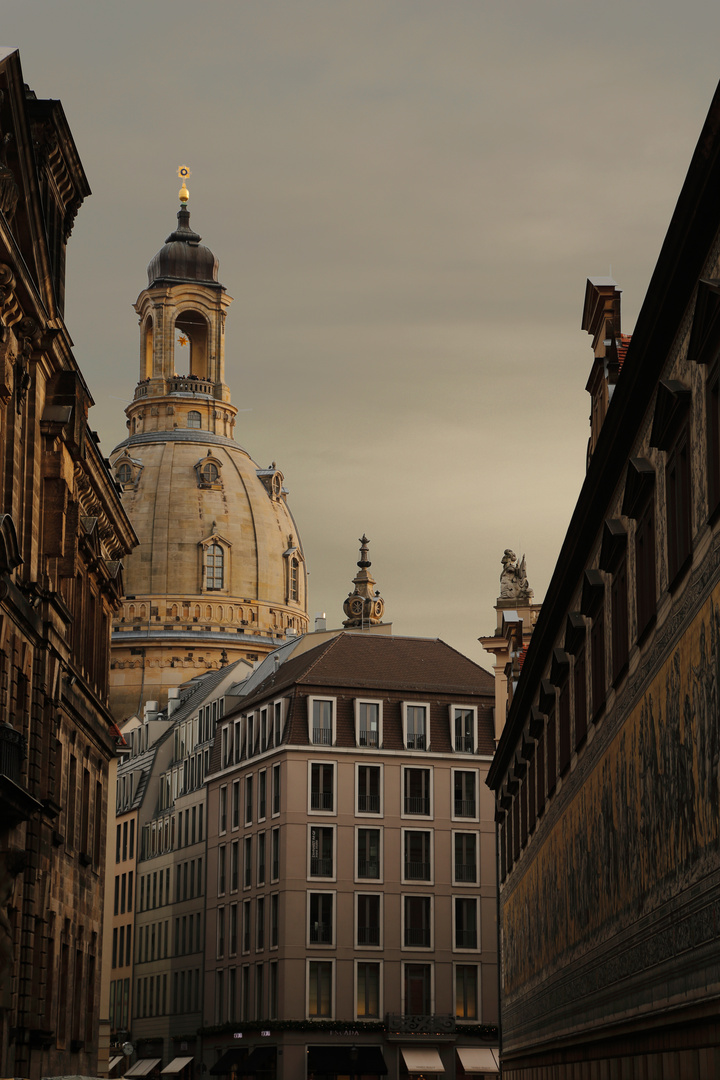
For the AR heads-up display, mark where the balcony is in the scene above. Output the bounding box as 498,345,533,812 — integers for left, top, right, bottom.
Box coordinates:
455,929,477,949
310,922,333,944
404,796,430,815
406,734,426,750
455,863,477,883
311,791,334,811
168,376,214,395
357,925,380,946
312,727,332,746
357,858,380,878
310,857,333,877
357,794,380,813
359,729,378,747
404,861,430,881
404,927,431,947
454,799,476,817
455,735,474,753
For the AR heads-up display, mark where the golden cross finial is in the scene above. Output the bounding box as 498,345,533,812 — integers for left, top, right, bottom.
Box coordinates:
177,165,191,205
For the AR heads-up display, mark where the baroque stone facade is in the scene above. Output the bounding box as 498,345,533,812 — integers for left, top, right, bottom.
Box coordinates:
0,49,136,1080
487,79,720,1078
109,183,309,720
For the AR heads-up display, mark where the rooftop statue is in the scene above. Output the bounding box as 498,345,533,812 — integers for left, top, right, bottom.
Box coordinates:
500,549,534,601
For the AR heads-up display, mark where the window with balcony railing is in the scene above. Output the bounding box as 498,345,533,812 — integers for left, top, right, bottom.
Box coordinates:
357,829,380,879
453,771,476,818
357,894,380,946
404,831,431,881
357,765,381,814
311,762,335,812
454,708,475,753
454,897,478,950
312,699,333,745
453,833,477,884
309,893,333,945
309,825,334,878
404,768,431,815
404,896,431,948
358,701,380,747
405,705,427,750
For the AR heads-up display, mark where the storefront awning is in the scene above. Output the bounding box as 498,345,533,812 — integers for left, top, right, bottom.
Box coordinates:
400,1047,444,1074
456,1047,500,1075
209,1050,248,1075
125,1060,161,1077
307,1045,388,1075
161,1057,194,1074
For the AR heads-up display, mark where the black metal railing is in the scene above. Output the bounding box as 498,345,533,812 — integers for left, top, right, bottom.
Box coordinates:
455,863,477,883
454,799,476,817
312,727,332,746
455,735,474,753
404,796,430,815
455,929,477,949
357,859,380,878
406,734,426,750
310,922,332,944
359,730,378,747
404,927,431,947
310,857,333,877
404,861,430,881
357,794,380,813
357,925,380,946
311,791,334,810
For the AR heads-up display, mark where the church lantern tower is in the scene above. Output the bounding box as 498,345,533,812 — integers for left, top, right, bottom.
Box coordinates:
109,173,309,719
342,535,385,628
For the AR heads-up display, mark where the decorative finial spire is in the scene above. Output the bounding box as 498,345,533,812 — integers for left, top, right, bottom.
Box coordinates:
178,164,191,206
343,535,385,629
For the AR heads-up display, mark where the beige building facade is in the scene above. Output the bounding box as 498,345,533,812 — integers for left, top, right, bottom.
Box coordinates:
202,632,499,1080
109,183,309,721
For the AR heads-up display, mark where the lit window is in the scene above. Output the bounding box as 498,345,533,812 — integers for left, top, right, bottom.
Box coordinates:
188,411,202,429
205,544,224,590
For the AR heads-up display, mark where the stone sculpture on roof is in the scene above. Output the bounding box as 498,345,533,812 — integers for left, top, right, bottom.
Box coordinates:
500,549,534,601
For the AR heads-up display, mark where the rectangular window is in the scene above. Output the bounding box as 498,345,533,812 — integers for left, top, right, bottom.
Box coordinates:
231,840,239,892
558,679,571,775
218,845,226,895
404,767,431,815
232,780,240,829
219,785,227,834
309,892,334,945
574,651,587,749
129,819,135,859
310,762,335,812
272,763,281,815
454,771,476,818
358,702,379,747
271,828,279,881
357,765,381,815
229,904,238,955
308,961,332,1018
357,894,380,946
242,900,251,954
454,897,478,950
258,771,267,819
244,836,252,889
356,962,380,1018
455,964,478,1020
270,893,279,948
404,963,431,1016
274,701,283,748
454,708,475,753
357,828,380,879
546,707,557,798
666,423,692,583
309,826,334,878
404,895,431,947
312,699,333,745
255,963,264,1019
404,831,431,882
590,604,606,719
245,776,253,826
257,832,266,885
611,552,629,680
256,897,265,951
453,832,477,884
635,494,657,637
269,961,278,1019
217,906,225,958
405,705,427,750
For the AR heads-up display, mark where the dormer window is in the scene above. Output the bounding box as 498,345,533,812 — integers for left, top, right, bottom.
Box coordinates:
203,462,219,483
188,411,202,429
117,463,132,484
290,559,299,601
195,451,223,489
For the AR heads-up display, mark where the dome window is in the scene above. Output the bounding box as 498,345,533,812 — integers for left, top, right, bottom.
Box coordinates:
203,462,219,483
195,451,223,489
188,411,202,429
113,455,143,488
290,558,299,602
284,534,305,606
205,544,224,590
117,463,132,484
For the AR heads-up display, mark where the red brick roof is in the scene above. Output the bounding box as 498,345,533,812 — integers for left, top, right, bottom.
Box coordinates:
618,333,632,371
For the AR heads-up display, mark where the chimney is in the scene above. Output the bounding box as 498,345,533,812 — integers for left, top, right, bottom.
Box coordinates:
315,612,327,632
144,699,159,723
167,687,181,717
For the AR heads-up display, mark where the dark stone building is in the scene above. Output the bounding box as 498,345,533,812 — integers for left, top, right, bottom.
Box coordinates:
487,79,720,1076
0,48,136,1078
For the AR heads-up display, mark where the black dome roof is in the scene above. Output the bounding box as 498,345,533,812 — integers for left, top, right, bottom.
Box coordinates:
147,208,219,287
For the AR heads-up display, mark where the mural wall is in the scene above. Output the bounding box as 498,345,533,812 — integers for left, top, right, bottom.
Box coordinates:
502,581,720,995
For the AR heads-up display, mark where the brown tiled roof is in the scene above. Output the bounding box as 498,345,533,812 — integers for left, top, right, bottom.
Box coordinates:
240,633,494,712
617,333,632,371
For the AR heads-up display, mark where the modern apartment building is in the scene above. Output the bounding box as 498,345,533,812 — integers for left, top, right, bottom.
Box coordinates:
203,631,500,1080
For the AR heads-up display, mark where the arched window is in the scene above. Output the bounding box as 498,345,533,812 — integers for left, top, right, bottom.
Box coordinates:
206,543,224,590
117,463,132,484
203,462,219,483
290,558,299,602
188,411,202,429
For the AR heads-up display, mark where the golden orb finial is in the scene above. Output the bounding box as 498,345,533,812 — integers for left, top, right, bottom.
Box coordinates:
177,165,191,205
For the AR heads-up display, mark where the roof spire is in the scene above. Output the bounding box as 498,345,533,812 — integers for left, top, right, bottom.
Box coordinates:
342,535,385,629
178,164,191,206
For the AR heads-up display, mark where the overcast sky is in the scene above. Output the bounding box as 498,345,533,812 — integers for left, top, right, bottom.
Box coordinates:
4,1,720,667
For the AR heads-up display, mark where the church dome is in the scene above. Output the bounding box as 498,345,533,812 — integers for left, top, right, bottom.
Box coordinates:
147,206,219,287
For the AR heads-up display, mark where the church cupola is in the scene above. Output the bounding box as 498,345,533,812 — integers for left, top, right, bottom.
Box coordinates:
343,535,385,628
